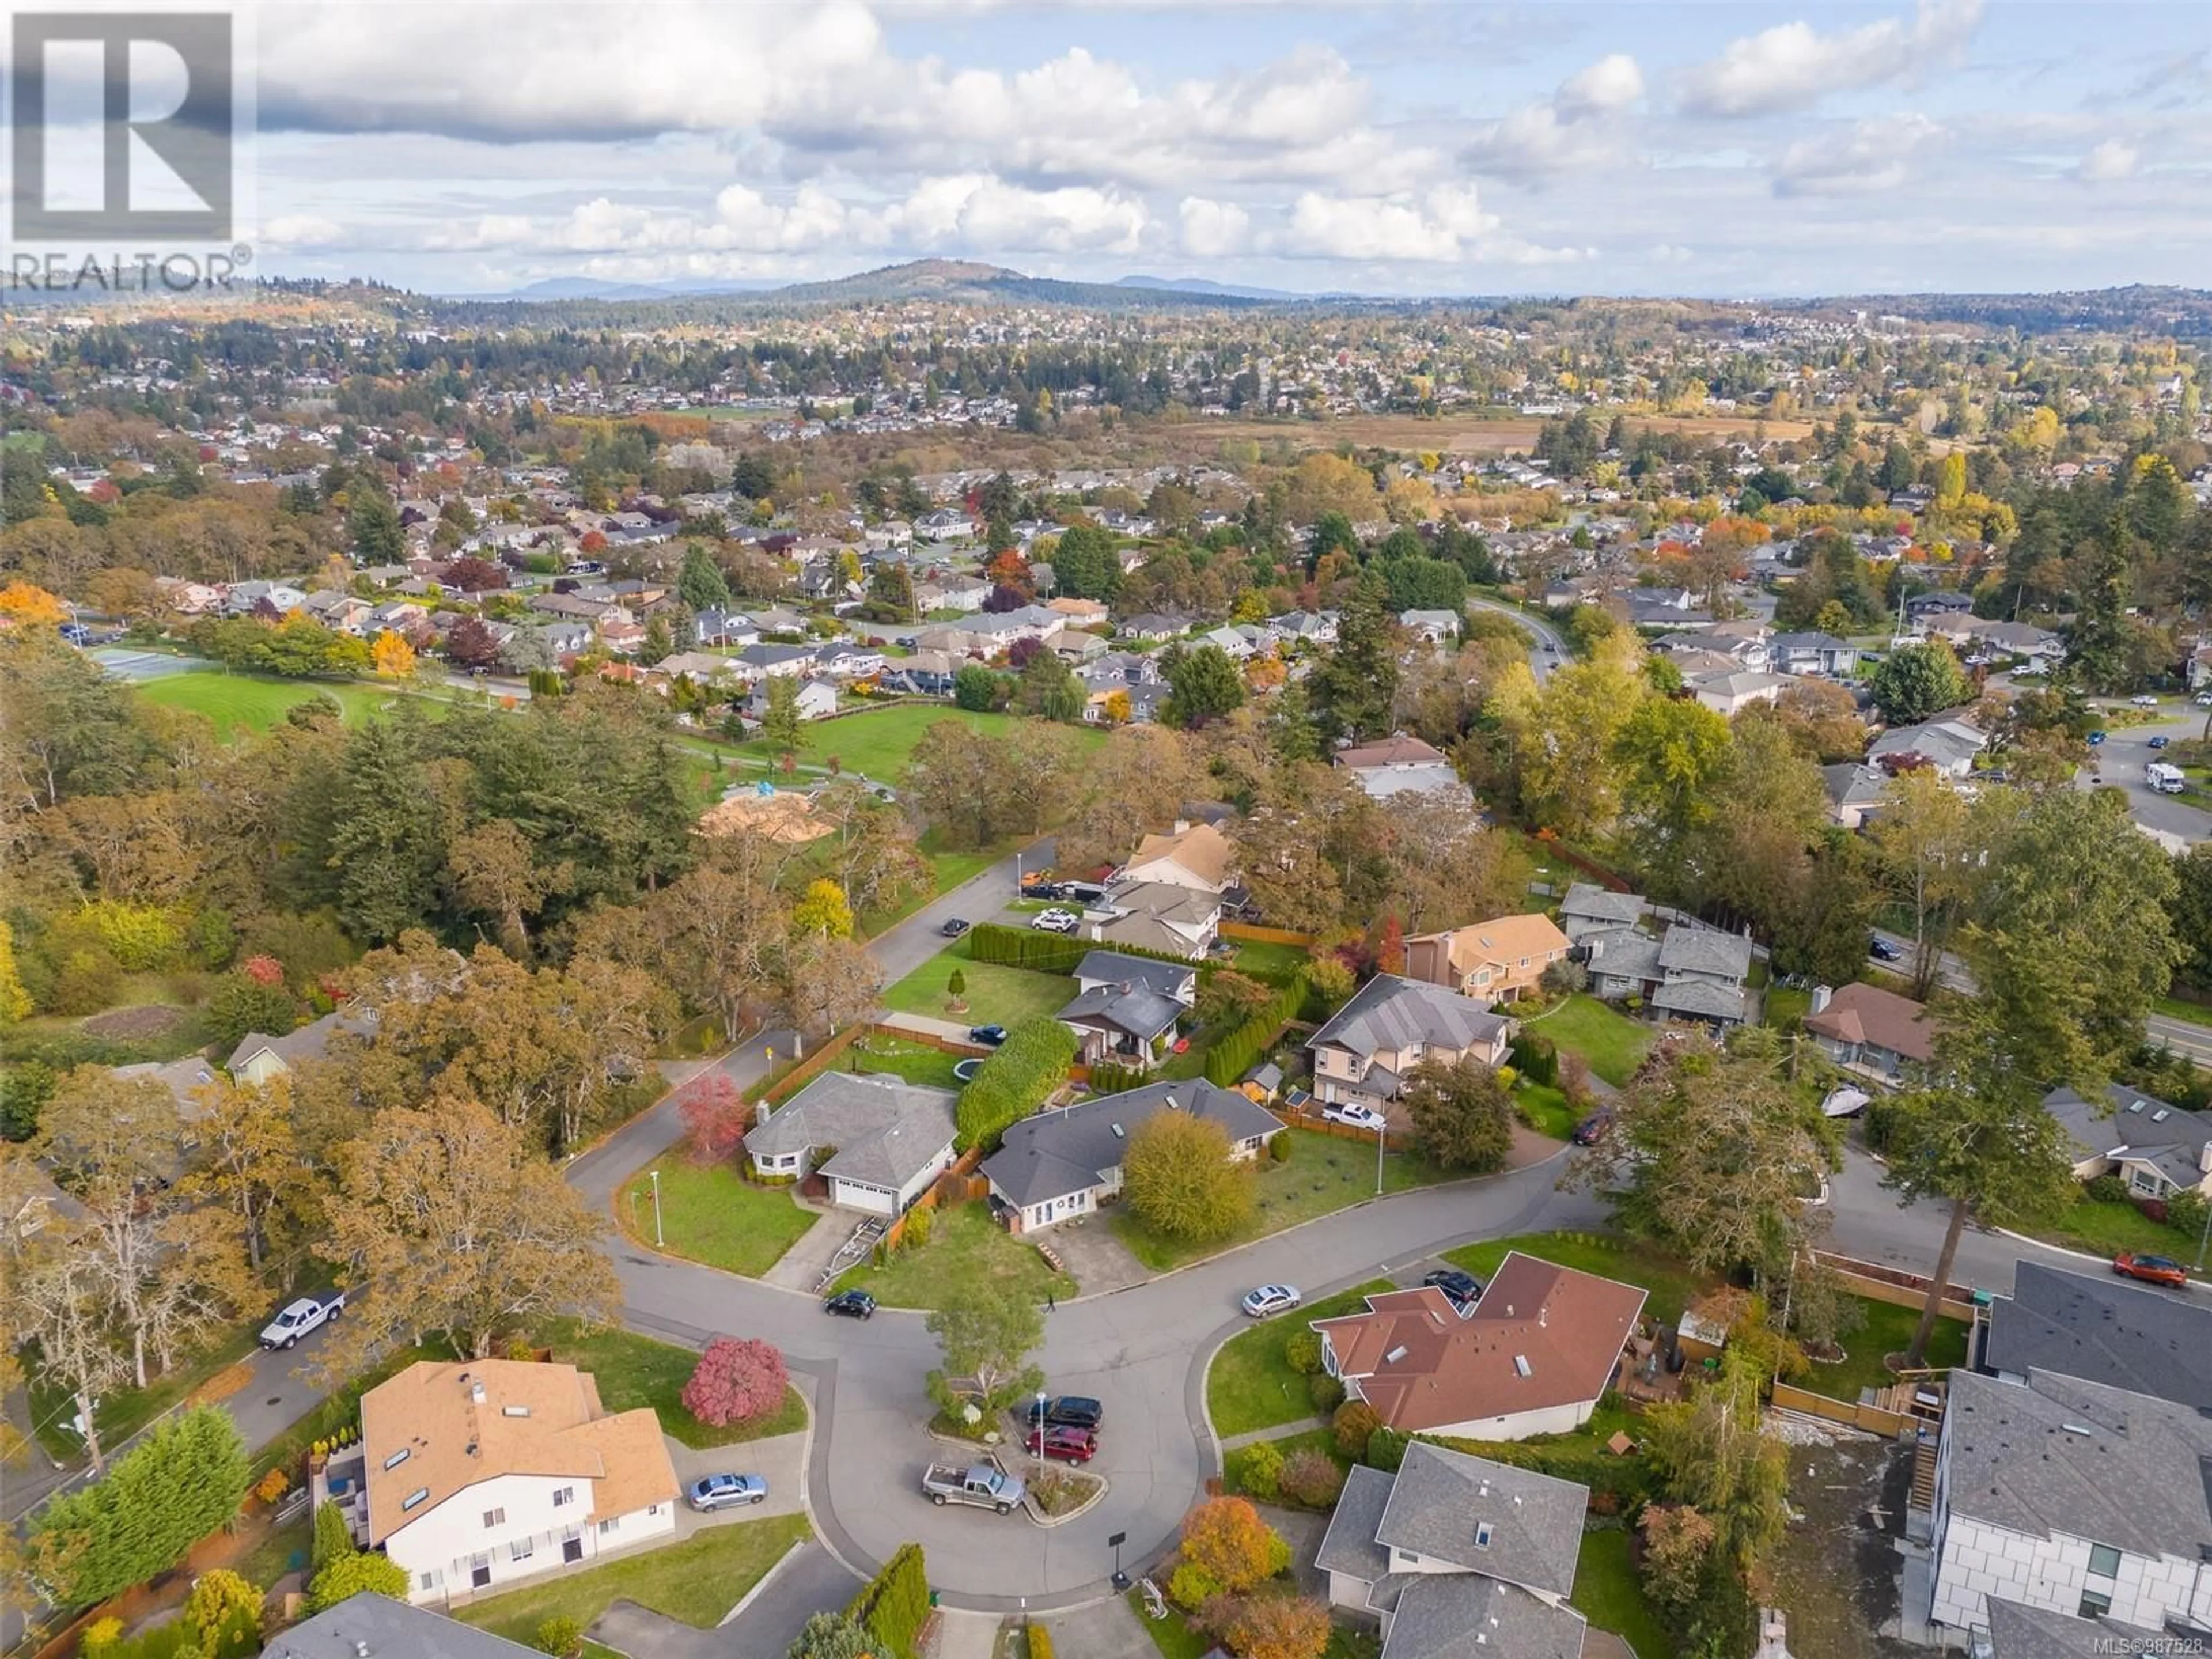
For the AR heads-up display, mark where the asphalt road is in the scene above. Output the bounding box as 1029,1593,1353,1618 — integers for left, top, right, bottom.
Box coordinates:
2080,696,2212,843
1464,596,1565,680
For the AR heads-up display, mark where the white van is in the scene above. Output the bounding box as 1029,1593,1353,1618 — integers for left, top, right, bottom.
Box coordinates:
2146,762,2186,795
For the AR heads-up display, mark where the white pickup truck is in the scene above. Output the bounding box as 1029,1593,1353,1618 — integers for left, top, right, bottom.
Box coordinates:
260,1291,346,1350
921,1462,1025,1514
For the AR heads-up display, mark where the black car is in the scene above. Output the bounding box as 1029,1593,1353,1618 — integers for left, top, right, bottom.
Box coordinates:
1869,935,1904,963
1571,1109,1613,1147
1422,1268,1484,1308
940,918,971,938
823,1289,876,1320
1026,1395,1104,1431
968,1024,1008,1047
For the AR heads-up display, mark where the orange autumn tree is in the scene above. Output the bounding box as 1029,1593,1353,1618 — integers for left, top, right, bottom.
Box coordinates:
1169,1496,1290,1608
0,582,69,625
370,628,417,678
1210,1593,1331,1659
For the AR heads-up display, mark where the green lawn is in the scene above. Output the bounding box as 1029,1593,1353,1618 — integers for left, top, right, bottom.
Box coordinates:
1230,939,1313,982
1224,1426,1348,1500
1445,1231,1706,1327
721,703,1106,781
619,1158,819,1277
1794,1298,1968,1402
1766,985,1813,1031
28,1318,262,1460
842,1033,965,1088
1207,1277,1395,1437
881,942,1073,1029
2030,1193,2201,1266
236,1512,312,1593
1130,1589,1213,1659
2153,995,2212,1029
1513,1082,1577,1139
1572,1528,1669,1658
455,1513,809,1643
537,1320,808,1449
831,1200,1075,1309
1525,994,1652,1086
1113,1128,1450,1274
132,671,400,736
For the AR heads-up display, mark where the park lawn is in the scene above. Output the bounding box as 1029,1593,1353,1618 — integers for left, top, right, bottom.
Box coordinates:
456,1512,809,1644
831,1200,1075,1309
843,1032,965,1089
1513,1082,1577,1140
1527,994,1652,1087
1793,1298,1968,1402
132,671,399,736
881,942,1072,1030
1445,1231,1707,1328
1572,1528,1670,1659
619,1158,819,1278
1113,1129,1450,1274
1230,938,1312,982
536,1319,808,1449
1207,1277,1396,1438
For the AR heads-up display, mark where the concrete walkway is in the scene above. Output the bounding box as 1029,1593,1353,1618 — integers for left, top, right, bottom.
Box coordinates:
931,1607,1004,1659
1218,1415,1328,1452
879,1010,990,1046
765,1209,866,1293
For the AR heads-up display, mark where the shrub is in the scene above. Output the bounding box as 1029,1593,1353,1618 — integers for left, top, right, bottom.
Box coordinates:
1203,975,1308,1088
532,1616,584,1657
2167,1185,2209,1245
1506,1032,1558,1087
1207,1591,1332,1659
681,1337,790,1426
252,1467,290,1505
1234,1439,1284,1502
846,1540,931,1659
1270,1131,1292,1162
82,1618,124,1657
956,1016,1077,1153
946,968,966,1001
311,1499,354,1570
1279,1450,1344,1509
901,1203,934,1251
2083,1173,2130,1206
1332,1401,1381,1457
184,1570,262,1653
1363,1426,1409,1472
1169,1562,1222,1611
677,1073,751,1162
1178,1497,1289,1597
1307,1374,1346,1414
1282,1331,1323,1376
1027,1625,1055,1659
306,1549,410,1612
204,974,302,1050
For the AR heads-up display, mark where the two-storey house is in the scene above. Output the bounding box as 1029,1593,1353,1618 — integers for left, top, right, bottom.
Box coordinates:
1306,974,1514,1112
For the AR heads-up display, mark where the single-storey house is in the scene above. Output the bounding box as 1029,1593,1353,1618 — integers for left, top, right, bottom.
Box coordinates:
1333,734,1468,804
227,1008,379,1086
1088,881,1221,958
980,1080,1281,1233
1313,1252,1646,1441
746,1071,959,1215
1802,982,1934,1084
356,1358,677,1605
1868,717,1986,779
2041,1082,2212,1200
1403,914,1571,1004
734,643,817,680
1307,974,1514,1111
1316,1443,1590,1659
745,677,838,721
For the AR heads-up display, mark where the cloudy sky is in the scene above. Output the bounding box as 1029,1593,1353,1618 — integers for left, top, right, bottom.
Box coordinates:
221,0,2212,296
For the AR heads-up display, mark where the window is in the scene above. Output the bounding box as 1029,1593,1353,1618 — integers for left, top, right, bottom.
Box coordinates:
552,1487,575,1508
2086,1544,2121,1580
382,1448,411,1471
2078,1589,2112,1620
1475,1523,1493,1550
510,1539,534,1562
483,1507,506,1529
402,1488,430,1512
417,1571,437,1592
599,1517,621,1536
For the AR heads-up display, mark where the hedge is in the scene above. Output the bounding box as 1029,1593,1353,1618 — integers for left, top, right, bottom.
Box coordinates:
847,1541,931,1659
965,922,1302,989
1203,972,1309,1087
956,1016,1078,1152
29,1407,250,1609
1506,1031,1558,1087
1364,1424,1656,1513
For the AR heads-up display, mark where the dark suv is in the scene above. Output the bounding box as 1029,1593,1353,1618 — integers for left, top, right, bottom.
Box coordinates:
1025,1395,1103,1431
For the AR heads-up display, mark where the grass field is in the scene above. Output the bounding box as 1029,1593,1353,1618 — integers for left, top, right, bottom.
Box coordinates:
538,1319,808,1449
1229,938,1313,981
2031,1193,2201,1266
132,670,401,736
1512,1082,1578,1139
1113,1128,1450,1274
1573,1528,1669,1658
1766,984,1813,1031
1207,1277,1397,1437
881,942,1073,1029
1524,994,1653,1086
843,1032,965,1089
618,1157,819,1278
455,1513,808,1644
1795,1299,1968,1401
721,703,1107,782
831,1200,1075,1309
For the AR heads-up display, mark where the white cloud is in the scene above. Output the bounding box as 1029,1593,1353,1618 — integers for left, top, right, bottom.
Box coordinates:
2077,138,2139,182
1278,185,1581,266
1681,0,1985,119
1774,114,1944,196
262,214,348,249
1464,54,1643,180
880,175,1149,254
1179,197,1253,259
712,184,857,252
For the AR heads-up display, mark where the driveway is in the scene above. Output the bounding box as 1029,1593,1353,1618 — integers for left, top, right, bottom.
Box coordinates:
588,1537,857,1659
1043,1594,1157,1659
1046,1216,1150,1298
664,1426,809,1540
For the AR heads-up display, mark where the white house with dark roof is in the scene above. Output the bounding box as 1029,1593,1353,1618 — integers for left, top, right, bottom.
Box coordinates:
745,1072,959,1215
2040,1082,2212,1200
1316,1442,1590,1659
980,1078,1280,1233
226,1008,379,1086
1979,1263,2212,1411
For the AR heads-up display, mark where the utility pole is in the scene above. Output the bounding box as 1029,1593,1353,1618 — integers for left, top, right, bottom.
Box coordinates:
649,1168,664,1247
1375,1116,1387,1196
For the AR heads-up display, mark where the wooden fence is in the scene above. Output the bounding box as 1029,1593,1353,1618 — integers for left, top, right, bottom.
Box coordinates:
756,1024,868,1108
1219,921,1319,948
1770,1382,1911,1438
1268,1104,1383,1146
1523,832,1633,893
881,1147,987,1252
1812,1249,1979,1323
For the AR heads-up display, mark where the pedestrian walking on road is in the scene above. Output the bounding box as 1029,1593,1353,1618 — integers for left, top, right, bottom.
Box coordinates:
1048,1291,1056,1312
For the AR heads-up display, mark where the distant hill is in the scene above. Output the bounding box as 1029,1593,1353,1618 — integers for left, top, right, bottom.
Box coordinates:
1114,274,1321,301
745,259,1278,310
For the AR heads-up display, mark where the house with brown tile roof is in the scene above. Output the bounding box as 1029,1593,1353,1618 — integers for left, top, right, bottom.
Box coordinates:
1404,914,1571,1004
355,1359,677,1604
1802,982,1934,1084
1312,1252,1646,1441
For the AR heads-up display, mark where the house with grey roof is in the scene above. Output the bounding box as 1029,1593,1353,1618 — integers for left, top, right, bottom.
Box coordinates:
1868,717,1987,779
264,1592,539,1659
745,1072,958,1217
1979,1264,2212,1411
226,1008,379,1088
1557,883,1642,944
1316,1443,1590,1659
1086,882,1220,959
1821,763,1889,829
1767,631,1856,676
1926,1368,2212,1640
1307,974,1514,1112
980,1080,1280,1233
1569,885,1752,1029
2041,1082,2212,1200
1056,949,1198,1067
1981,1594,2176,1659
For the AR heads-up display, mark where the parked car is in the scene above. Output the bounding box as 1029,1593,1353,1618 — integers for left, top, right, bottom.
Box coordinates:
1322,1101,1385,1131
2130,694,2160,707
1241,1284,1302,1318
1868,935,1904,963
260,1291,345,1350
1570,1110,1612,1147
968,1024,1008,1047
2149,735,2170,749
1422,1268,1484,1308
823,1289,877,1320
1542,640,1558,653
922,1463,1024,1513
940,918,971,937
1032,908,1080,934
2113,1251,2189,1289
1025,1396,1104,1430
2197,692,2212,707
1024,1425,1099,1464
687,1473,767,1511
2087,730,2106,746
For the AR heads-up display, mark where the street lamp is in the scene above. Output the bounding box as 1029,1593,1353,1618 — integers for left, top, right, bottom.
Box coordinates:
1033,1391,1049,1478
1375,1114,1386,1196
649,1168,664,1248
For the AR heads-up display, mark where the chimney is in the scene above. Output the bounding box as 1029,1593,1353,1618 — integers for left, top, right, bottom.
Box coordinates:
1810,985,1832,1016
2200,1140,2212,1176
469,1382,486,1404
